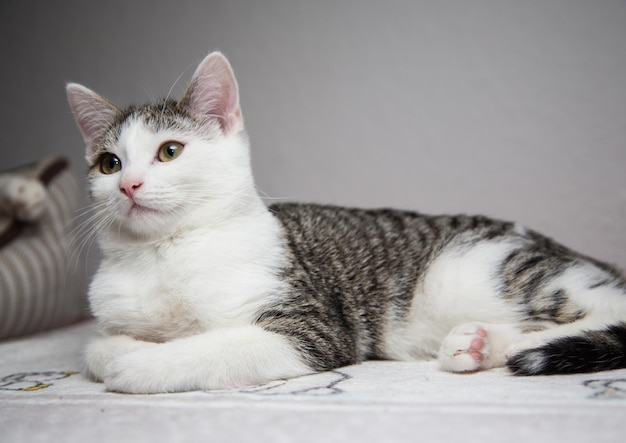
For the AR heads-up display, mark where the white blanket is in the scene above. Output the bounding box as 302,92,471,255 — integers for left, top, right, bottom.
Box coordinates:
2,321,625,443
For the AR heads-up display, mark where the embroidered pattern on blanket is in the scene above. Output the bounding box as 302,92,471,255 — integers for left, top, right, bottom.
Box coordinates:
583,378,626,399
0,371,79,391
1,368,625,401
205,370,351,396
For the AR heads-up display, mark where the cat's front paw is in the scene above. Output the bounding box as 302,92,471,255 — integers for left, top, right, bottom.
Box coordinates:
85,335,155,383
104,347,181,394
439,323,491,372
2,176,47,222
104,351,153,394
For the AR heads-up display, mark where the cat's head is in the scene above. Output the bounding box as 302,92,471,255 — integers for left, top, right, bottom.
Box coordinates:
67,52,256,242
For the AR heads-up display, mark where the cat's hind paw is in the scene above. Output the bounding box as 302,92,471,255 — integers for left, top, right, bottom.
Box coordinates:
439,323,490,372
439,322,518,373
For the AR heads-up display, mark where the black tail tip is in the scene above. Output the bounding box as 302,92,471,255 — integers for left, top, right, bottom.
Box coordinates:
507,324,626,376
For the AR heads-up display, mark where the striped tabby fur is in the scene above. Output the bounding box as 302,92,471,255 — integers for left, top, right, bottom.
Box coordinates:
263,203,626,374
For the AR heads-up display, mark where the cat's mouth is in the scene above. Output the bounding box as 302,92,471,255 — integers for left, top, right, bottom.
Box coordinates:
127,202,160,216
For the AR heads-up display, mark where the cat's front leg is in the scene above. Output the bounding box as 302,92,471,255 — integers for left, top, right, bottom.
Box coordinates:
84,334,157,382
103,325,312,394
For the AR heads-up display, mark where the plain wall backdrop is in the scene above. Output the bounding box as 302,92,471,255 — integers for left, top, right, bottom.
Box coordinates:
1,0,625,269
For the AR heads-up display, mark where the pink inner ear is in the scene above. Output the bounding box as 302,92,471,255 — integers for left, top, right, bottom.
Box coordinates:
67,84,119,152
182,52,243,134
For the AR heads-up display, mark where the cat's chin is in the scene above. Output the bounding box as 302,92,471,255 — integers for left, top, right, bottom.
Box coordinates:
108,204,178,242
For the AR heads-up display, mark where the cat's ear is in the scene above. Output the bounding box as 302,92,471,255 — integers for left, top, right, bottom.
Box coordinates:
66,83,121,161
178,52,243,135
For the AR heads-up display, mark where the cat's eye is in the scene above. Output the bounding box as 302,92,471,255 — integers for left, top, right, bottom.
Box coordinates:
158,141,185,162
99,153,122,174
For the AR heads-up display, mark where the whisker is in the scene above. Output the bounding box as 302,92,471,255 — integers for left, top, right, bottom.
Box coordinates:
255,185,299,202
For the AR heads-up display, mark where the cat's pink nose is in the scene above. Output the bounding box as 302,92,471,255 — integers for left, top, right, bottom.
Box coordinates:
120,181,143,199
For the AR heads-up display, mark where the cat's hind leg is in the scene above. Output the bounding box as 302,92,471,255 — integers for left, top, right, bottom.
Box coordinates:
441,250,626,375
440,318,626,375
506,264,626,375
440,318,626,374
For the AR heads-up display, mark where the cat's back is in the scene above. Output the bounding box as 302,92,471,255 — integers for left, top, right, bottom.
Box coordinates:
269,202,518,275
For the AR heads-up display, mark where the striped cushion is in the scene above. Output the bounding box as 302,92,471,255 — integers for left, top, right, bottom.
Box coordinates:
0,158,88,339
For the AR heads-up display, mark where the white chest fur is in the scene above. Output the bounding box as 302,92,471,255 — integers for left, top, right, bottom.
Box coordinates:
89,211,287,342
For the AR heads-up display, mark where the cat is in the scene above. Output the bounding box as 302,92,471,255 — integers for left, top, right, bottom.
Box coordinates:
66,51,626,394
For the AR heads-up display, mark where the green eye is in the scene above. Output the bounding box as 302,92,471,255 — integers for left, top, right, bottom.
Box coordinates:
158,141,185,162
99,153,122,174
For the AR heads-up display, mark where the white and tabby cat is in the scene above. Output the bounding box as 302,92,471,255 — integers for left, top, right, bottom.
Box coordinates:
66,51,626,394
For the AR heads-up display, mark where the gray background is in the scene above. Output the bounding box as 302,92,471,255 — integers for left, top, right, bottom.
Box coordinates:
1,0,625,269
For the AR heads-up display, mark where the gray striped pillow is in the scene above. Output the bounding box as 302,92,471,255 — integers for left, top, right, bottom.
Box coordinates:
0,158,88,339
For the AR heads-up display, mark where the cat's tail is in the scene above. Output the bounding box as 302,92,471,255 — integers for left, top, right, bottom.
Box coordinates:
507,323,626,375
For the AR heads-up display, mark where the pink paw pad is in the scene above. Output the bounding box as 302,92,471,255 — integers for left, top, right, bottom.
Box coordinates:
468,327,487,362
440,324,492,373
